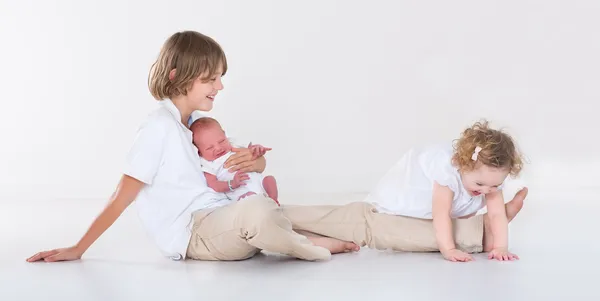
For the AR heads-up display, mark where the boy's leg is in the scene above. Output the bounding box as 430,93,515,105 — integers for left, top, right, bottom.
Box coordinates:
281,202,485,253
296,230,361,253
262,176,279,205
187,195,331,261
482,187,527,251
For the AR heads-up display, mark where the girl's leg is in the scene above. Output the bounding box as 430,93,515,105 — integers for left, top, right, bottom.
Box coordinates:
482,187,527,252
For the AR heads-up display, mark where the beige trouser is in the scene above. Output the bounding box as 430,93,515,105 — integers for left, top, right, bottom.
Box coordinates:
281,202,484,253
186,194,332,261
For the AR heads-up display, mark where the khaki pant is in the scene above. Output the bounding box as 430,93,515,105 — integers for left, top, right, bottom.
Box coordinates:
281,202,484,253
186,195,331,261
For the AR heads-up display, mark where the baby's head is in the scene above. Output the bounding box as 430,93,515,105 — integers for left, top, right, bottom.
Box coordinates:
452,120,524,197
190,117,233,161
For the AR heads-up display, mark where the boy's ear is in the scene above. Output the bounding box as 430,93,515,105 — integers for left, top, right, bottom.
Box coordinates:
169,68,176,81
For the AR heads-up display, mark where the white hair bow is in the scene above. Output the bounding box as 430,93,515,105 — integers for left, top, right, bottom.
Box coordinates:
471,146,482,161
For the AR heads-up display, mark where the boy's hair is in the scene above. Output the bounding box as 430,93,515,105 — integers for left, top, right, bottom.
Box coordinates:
148,31,228,100
452,120,524,177
190,117,222,133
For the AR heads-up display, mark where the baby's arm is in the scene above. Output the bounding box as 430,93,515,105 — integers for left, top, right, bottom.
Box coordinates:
432,181,474,262
485,190,519,260
204,172,249,193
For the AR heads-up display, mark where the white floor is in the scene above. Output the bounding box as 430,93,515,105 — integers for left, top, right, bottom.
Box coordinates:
2,191,599,301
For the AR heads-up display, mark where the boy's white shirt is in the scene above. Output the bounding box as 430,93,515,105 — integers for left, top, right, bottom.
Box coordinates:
364,143,495,219
123,101,235,261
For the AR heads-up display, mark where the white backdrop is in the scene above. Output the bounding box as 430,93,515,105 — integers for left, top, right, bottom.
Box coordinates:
1,0,598,203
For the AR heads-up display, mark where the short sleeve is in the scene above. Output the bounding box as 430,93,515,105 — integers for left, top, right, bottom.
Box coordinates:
123,119,168,184
420,147,461,194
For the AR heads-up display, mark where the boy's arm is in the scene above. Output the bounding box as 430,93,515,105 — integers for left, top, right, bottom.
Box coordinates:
225,147,267,173
26,174,143,262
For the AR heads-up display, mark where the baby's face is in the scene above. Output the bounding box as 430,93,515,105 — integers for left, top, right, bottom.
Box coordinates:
192,125,233,161
461,164,508,197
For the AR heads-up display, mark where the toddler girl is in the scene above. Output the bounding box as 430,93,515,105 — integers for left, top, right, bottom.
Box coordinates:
365,120,525,262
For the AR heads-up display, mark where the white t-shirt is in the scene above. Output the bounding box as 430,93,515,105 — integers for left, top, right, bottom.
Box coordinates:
123,99,233,260
199,152,266,201
364,143,493,219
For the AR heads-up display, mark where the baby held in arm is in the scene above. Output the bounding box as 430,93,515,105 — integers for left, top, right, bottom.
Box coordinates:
190,117,280,205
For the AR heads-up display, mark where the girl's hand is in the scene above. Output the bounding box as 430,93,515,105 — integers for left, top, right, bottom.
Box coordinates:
26,246,83,263
488,248,519,261
441,248,474,262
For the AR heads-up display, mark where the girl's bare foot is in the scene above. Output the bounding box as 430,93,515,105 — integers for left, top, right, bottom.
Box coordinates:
308,236,360,254
483,187,528,251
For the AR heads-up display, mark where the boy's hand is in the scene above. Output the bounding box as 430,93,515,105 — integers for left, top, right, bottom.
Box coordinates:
231,172,249,189
225,143,268,173
26,246,83,262
488,248,519,261
249,143,272,159
441,248,474,262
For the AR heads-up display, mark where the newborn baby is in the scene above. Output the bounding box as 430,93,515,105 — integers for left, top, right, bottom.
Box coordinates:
190,117,279,205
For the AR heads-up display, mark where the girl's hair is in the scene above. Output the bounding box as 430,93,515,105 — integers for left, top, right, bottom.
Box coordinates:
148,31,228,100
452,120,523,177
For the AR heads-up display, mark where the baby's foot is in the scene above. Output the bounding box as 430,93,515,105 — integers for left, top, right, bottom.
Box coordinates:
307,236,360,254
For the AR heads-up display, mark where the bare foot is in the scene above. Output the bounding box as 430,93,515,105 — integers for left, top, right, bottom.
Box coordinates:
307,236,360,254
506,187,527,222
483,187,528,251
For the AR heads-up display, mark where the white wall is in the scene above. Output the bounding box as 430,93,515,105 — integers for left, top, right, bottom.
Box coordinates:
1,0,598,203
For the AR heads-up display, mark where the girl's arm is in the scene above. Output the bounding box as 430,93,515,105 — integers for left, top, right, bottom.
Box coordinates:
485,190,518,260
26,174,143,262
432,182,457,252
432,182,474,262
485,190,508,249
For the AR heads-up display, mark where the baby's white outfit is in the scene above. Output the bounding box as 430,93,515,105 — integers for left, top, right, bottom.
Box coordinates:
199,151,267,201
364,143,498,219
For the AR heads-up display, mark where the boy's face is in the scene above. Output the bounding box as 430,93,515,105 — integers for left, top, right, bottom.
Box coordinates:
192,125,232,161
186,66,225,112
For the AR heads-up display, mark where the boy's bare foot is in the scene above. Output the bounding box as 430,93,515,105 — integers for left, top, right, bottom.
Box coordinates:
307,236,360,254
483,187,528,251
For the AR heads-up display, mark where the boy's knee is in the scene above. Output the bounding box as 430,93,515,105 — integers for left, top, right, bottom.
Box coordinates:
236,195,282,224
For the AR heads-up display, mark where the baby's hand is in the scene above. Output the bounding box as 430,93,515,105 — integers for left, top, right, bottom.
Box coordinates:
248,143,272,159
441,248,474,262
488,248,519,261
231,172,249,189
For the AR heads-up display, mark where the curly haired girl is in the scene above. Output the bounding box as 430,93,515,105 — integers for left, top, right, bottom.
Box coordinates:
364,119,528,262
